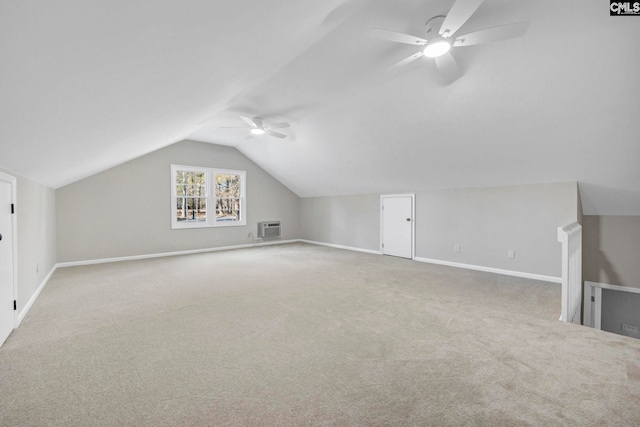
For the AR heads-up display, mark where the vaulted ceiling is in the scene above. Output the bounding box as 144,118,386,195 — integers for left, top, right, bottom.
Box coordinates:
1,0,639,214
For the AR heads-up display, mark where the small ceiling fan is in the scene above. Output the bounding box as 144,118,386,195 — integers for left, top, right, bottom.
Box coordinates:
371,0,529,84
223,116,291,139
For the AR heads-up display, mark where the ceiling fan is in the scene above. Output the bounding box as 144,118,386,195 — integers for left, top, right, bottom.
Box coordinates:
371,0,529,84
223,116,291,139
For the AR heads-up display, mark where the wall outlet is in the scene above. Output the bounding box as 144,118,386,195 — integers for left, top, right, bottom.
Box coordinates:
454,244,460,253
508,250,515,259
621,323,638,334
36,263,39,273
248,232,253,239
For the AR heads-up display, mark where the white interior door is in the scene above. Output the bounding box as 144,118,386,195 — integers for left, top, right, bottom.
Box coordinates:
381,195,413,259
0,179,15,346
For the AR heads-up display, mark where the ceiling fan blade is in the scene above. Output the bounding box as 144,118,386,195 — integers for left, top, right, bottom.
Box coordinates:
252,117,264,129
369,28,427,45
453,21,530,47
389,51,424,70
265,122,290,130
439,0,484,38
435,52,462,85
266,130,287,139
240,115,257,128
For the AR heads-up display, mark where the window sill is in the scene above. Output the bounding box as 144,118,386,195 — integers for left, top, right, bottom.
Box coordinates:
171,221,247,230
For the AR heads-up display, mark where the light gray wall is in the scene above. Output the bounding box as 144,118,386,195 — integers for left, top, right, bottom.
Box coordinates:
601,289,640,339
300,194,380,251
56,140,300,263
583,215,640,288
0,168,57,314
415,182,578,278
299,182,578,279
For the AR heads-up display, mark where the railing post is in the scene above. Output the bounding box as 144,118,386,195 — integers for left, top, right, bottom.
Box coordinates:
557,223,582,324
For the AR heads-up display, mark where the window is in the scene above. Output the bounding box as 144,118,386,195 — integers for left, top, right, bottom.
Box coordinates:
215,173,242,222
171,165,246,229
175,169,207,224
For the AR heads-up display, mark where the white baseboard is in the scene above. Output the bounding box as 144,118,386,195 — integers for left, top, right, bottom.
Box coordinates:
17,242,560,331
55,240,556,286
414,257,562,283
298,239,381,255
57,239,300,268
299,242,558,283
17,264,58,326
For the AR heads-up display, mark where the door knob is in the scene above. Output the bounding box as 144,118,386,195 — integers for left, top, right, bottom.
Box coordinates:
406,218,411,222
0,233,2,240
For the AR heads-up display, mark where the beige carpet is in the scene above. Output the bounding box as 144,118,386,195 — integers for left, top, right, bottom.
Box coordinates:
1,243,639,426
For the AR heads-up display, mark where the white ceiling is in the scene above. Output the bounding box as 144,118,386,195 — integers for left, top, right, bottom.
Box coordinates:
1,0,639,215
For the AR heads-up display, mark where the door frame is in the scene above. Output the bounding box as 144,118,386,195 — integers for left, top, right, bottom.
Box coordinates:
0,171,18,330
584,281,640,329
380,194,415,259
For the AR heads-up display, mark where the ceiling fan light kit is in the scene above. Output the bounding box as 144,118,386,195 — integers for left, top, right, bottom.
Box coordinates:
423,16,450,58
423,37,451,58
220,115,291,139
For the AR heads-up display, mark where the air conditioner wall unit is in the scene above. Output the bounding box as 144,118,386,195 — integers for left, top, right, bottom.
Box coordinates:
257,221,281,239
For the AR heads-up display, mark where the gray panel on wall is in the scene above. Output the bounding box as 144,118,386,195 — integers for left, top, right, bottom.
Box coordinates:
415,182,577,278
583,215,640,288
56,140,300,263
300,194,380,251
299,182,577,279
601,288,640,339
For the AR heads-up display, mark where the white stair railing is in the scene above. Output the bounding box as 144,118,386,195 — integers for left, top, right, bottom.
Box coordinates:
557,222,582,324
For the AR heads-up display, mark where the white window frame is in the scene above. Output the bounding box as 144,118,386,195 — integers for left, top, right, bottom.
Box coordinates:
171,164,246,229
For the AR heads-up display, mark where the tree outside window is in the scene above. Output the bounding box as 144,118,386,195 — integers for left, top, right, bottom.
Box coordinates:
171,165,246,229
